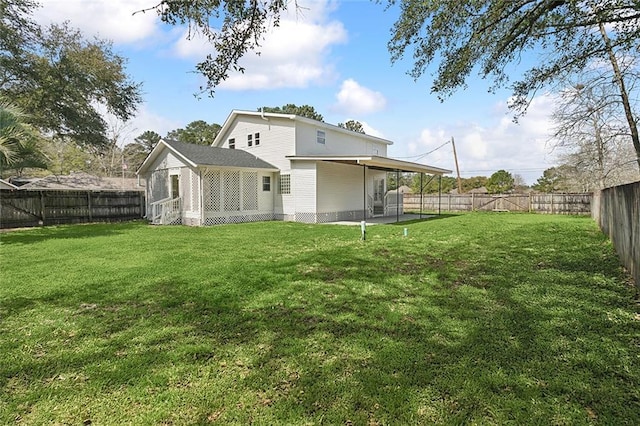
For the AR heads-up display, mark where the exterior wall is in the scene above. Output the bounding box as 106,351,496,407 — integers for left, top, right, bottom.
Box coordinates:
217,115,296,171
316,161,366,222
290,161,317,222
294,121,389,157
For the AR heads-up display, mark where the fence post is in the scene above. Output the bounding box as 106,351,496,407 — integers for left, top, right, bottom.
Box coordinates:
39,191,45,225
471,193,475,212
528,193,532,213
550,194,554,214
87,191,92,222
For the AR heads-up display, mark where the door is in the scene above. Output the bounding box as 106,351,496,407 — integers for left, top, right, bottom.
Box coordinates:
373,178,385,216
170,174,180,199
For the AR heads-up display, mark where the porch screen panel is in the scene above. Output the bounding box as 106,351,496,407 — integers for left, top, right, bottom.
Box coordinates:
203,170,221,212
181,168,191,211
242,171,258,211
190,170,200,212
223,170,241,211
150,169,169,203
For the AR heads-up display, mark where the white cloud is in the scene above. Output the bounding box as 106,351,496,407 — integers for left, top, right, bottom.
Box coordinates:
405,94,557,184
172,0,347,90
359,121,385,139
35,0,159,44
333,79,387,115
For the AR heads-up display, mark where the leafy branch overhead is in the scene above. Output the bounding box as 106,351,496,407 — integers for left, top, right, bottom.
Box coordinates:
138,0,289,96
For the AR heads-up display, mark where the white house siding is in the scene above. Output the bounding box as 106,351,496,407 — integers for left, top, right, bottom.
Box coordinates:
290,161,317,223
295,121,389,157
218,116,296,171
201,167,275,225
315,161,367,222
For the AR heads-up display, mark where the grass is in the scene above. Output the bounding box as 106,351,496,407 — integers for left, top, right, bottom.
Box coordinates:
1,213,638,425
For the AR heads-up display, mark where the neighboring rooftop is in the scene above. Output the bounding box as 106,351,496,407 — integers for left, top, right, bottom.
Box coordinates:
18,172,144,191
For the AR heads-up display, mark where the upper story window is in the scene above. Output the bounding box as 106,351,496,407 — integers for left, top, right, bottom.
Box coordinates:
317,130,326,144
247,134,253,147
254,132,260,146
228,138,235,149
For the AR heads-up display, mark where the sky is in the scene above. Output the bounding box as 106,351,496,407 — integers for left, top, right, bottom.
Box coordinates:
33,0,560,184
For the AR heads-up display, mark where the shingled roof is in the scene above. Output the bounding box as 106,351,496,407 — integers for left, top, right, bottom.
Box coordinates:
162,139,277,170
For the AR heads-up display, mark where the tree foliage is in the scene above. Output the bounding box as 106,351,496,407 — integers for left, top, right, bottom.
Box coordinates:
338,120,365,134
136,0,289,96
1,1,142,148
533,167,569,193
259,104,324,122
166,120,221,145
123,130,162,172
486,170,515,194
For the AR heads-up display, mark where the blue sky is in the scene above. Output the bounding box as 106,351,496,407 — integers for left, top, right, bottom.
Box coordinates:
35,0,558,184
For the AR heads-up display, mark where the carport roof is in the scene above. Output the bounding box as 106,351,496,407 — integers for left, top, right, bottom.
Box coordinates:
286,155,452,175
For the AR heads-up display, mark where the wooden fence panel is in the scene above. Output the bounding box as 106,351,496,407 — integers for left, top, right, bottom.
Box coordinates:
0,190,145,229
594,181,640,288
404,193,592,215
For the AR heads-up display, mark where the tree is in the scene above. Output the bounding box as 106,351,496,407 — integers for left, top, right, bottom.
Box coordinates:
387,0,640,170
123,130,162,172
486,170,514,194
259,104,324,122
338,120,365,134
533,167,568,193
166,120,221,145
2,2,142,148
0,100,27,166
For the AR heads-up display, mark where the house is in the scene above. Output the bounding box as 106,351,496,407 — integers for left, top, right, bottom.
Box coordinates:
137,110,451,225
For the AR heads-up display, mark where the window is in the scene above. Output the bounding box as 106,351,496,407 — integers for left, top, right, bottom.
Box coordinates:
247,134,252,147
254,132,260,146
317,130,325,144
262,176,271,191
279,174,291,195
228,138,235,149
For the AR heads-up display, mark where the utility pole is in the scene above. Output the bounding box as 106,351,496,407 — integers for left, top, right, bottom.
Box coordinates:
451,137,462,194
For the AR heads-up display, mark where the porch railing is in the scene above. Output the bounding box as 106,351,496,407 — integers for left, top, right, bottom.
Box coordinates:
150,197,182,225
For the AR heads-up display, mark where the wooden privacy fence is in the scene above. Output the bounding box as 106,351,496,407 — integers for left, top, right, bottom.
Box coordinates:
592,181,640,288
404,193,592,215
0,189,145,229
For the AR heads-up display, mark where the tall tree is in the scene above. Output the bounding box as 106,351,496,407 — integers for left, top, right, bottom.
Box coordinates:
123,130,162,172
387,0,640,170
2,2,142,148
259,104,324,122
166,120,221,145
338,120,366,134
533,167,568,193
486,170,515,194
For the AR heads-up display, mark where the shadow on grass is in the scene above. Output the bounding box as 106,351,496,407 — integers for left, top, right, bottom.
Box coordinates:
0,221,144,245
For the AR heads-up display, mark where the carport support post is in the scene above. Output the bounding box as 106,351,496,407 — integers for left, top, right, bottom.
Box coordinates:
363,165,367,221
419,173,423,219
396,169,400,223
438,175,442,216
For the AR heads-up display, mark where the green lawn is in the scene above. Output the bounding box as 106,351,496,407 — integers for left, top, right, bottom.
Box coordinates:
1,214,638,425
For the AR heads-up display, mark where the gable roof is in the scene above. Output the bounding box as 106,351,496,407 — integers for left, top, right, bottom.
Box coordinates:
138,138,278,174
213,109,394,147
